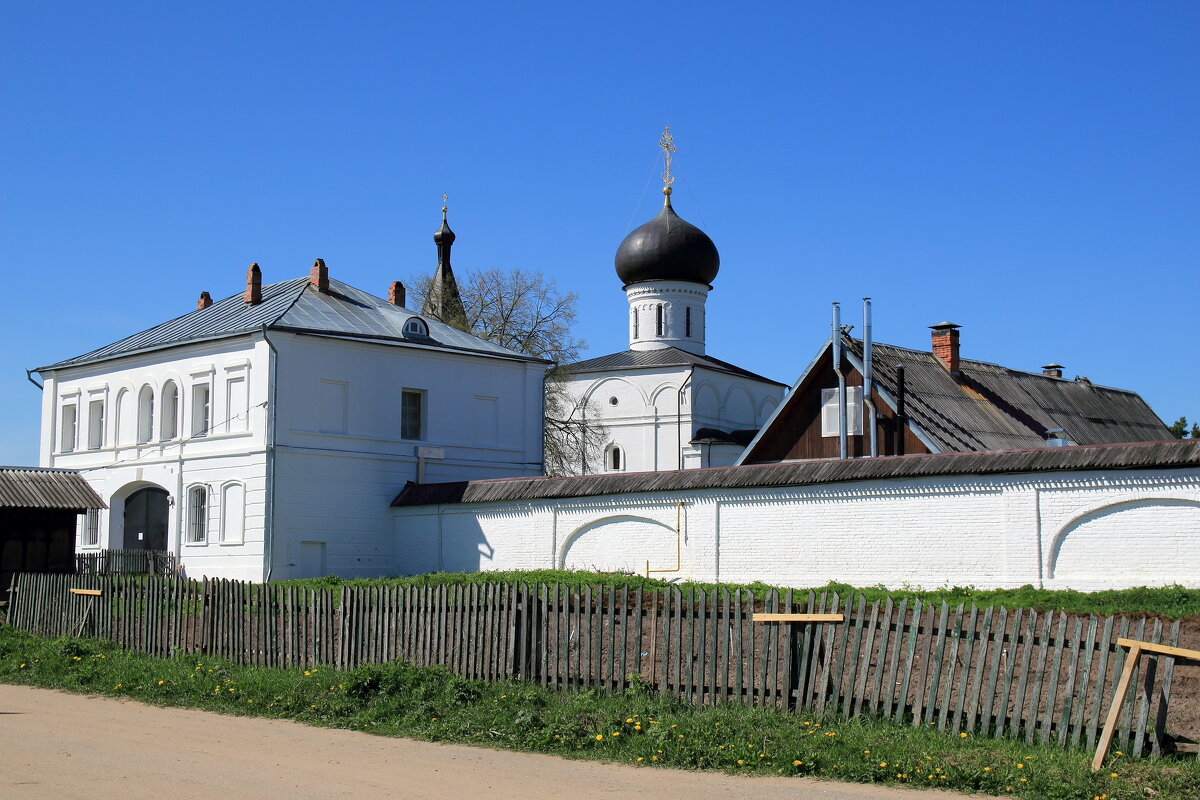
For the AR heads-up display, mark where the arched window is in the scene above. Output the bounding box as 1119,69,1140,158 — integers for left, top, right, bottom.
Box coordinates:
403,317,429,337
161,381,178,441
137,385,155,444
609,446,622,472
114,388,132,446
186,486,208,544
655,304,664,336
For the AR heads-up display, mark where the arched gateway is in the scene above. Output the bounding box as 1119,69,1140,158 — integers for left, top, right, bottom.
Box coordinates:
122,486,168,551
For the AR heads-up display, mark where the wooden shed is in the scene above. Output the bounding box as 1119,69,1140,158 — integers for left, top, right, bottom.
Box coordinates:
0,467,105,594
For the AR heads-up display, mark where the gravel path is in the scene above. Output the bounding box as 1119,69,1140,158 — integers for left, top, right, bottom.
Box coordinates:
0,684,985,799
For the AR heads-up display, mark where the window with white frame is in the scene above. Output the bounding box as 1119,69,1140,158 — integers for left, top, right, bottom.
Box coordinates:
186,486,208,543
401,389,424,440
190,383,210,438
220,482,245,544
161,381,178,440
608,445,623,472
137,385,155,444
820,386,863,437
60,403,78,453
87,399,105,450
226,374,248,433
82,508,100,547
403,317,429,337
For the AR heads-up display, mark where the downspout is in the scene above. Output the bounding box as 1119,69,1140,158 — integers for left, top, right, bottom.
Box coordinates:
26,369,43,391
676,366,696,470
262,329,279,582
863,297,876,457
832,303,847,459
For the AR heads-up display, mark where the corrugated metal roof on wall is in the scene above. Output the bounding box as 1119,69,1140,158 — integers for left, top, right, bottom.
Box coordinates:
392,439,1200,507
0,467,106,510
565,347,786,386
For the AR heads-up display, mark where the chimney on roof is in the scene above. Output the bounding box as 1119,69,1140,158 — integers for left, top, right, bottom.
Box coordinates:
1042,363,1063,378
930,322,961,374
310,258,329,292
244,263,262,305
388,281,406,307
197,291,213,310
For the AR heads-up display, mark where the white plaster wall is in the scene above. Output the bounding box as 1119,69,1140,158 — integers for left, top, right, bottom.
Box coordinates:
392,466,1200,591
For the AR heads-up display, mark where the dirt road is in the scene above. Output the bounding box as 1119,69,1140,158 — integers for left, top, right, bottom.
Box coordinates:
0,684,984,799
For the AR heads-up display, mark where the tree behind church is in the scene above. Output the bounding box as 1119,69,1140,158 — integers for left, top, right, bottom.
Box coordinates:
409,268,607,475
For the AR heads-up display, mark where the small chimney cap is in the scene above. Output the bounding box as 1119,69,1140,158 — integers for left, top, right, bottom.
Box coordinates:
929,321,961,331
1042,362,1064,370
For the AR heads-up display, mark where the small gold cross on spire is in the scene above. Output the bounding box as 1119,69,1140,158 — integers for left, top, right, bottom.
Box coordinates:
659,125,676,191
441,192,448,213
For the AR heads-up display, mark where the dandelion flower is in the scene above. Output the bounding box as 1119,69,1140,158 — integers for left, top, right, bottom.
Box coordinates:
636,757,643,762
595,734,604,741
737,760,745,765
626,718,633,723
157,680,164,685
880,762,888,767
1016,763,1024,769
1110,773,1118,778
793,760,802,766
960,732,967,738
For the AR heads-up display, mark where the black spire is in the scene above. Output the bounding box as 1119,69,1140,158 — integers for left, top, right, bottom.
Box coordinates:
422,199,469,332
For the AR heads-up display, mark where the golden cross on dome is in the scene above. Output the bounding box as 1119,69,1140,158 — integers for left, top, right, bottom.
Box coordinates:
441,192,448,213
658,125,676,187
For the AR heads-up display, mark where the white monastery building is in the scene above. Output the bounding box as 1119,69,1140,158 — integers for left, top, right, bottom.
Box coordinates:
34,215,546,582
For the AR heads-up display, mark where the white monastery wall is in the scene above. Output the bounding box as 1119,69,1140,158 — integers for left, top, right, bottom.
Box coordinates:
393,466,1200,591
266,333,545,580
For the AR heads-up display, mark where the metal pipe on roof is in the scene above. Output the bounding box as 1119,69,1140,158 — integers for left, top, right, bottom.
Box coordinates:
832,303,847,459
863,297,876,458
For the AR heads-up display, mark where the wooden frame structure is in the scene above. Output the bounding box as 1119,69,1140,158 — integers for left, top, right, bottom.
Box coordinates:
1091,637,1200,770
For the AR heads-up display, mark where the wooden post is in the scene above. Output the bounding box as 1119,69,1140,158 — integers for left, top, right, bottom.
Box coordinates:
1092,638,1200,771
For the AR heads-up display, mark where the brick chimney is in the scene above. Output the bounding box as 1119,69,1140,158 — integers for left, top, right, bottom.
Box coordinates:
388,281,406,306
1042,363,1063,378
930,322,961,374
310,258,329,292
196,291,213,310
244,263,262,305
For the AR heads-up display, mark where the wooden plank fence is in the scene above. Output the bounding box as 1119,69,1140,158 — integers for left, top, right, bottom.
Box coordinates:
5,573,1184,757
75,549,178,576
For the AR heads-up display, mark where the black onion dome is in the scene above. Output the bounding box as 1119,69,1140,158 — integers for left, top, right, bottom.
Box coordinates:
614,194,719,287
433,211,456,245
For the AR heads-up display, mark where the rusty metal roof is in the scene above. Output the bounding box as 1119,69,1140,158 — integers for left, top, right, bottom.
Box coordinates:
392,438,1200,507
0,467,106,510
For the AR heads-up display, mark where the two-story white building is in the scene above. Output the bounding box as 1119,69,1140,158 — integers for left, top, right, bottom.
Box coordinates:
34,223,547,582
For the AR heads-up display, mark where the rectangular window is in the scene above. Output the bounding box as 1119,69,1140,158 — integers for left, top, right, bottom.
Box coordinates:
685,306,692,337
633,307,639,339
60,404,78,453
319,379,347,434
820,386,863,437
401,390,424,440
82,508,100,547
226,376,248,433
87,400,105,450
191,384,210,438
187,486,207,543
655,304,664,336
220,483,245,544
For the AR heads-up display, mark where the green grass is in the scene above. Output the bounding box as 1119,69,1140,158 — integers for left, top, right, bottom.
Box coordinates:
2,626,1196,799
270,570,1200,619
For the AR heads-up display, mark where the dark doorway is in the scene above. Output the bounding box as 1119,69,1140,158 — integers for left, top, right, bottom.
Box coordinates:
122,487,168,551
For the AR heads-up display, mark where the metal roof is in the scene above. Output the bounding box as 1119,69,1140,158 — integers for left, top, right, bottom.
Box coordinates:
0,467,106,510
564,347,786,386
391,438,1200,507
36,277,545,372
842,338,1172,452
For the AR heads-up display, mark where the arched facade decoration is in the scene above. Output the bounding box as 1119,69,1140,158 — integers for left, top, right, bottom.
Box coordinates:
161,380,179,441
1048,498,1200,585
559,514,678,573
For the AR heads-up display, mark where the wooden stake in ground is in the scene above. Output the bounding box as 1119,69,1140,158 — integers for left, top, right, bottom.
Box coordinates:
1091,637,1200,771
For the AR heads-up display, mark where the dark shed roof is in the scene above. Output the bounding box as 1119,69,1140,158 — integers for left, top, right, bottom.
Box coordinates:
37,277,543,372
565,347,786,386
0,467,106,510
392,439,1199,507
842,337,1171,452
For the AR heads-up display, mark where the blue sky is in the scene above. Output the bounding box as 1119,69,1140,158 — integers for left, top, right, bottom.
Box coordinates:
2,1,1197,465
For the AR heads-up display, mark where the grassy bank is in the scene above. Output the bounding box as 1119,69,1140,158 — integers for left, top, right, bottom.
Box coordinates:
270,570,1200,619
2,627,1196,799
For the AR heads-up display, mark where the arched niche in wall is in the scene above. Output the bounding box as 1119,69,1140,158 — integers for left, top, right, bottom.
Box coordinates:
559,514,679,574
583,376,649,418
693,382,720,422
757,395,779,426
722,384,755,428
1048,498,1200,585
